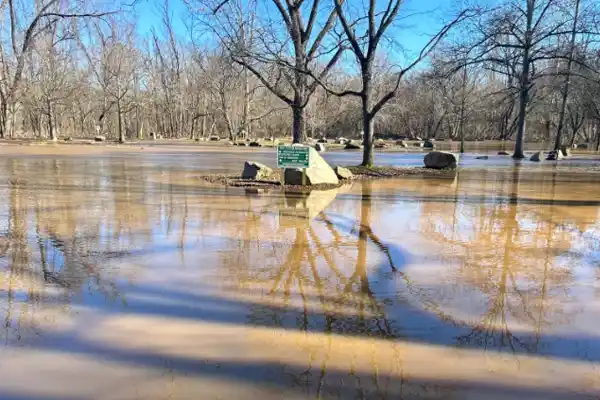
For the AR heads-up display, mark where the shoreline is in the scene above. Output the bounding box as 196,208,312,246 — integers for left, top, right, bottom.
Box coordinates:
199,166,457,192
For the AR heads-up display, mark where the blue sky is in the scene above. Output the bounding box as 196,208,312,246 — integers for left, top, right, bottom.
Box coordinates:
134,0,476,56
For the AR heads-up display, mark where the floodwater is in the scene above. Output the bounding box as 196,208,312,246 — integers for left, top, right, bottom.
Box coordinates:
1,147,600,399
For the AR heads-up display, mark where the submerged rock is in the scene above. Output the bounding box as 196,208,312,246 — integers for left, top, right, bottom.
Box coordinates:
284,146,339,186
241,161,272,180
498,151,509,155
333,166,353,180
546,150,564,161
314,142,326,152
530,152,542,162
424,151,459,169
344,142,362,150
475,156,489,160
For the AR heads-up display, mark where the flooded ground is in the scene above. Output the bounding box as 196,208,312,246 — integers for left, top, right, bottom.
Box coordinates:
1,146,600,399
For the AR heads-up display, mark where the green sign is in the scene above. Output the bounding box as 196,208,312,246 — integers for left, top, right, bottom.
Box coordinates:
277,145,310,168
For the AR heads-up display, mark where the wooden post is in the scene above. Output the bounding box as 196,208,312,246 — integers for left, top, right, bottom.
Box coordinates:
302,168,306,186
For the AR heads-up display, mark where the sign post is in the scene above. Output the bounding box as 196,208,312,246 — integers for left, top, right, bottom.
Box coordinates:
277,145,311,186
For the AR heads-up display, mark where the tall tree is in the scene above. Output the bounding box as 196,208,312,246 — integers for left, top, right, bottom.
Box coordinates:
191,0,344,143
0,0,114,138
327,0,469,166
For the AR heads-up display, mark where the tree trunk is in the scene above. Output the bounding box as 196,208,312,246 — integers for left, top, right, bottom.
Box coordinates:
596,120,600,152
514,5,534,159
361,64,374,167
553,0,580,151
292,105,304,144
459,65,467,154
48,101,57,141
0,101,6,139
117,98,125,143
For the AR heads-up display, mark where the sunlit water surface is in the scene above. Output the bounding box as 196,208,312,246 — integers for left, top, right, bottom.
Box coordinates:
0,150,600,399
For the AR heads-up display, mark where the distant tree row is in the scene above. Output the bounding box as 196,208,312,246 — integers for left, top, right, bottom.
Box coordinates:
1,0,600,164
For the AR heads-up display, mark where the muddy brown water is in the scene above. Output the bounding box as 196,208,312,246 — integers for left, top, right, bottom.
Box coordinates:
0,147,600,399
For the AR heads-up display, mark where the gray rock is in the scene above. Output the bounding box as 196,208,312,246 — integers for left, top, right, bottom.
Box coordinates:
530,152,542,162
94,136,106,142
475,156,489,160
559,145,571,157
314,142,326,152
344,142,362,150
242,161,273,180
397,140,408,148
424,140,435,149
498,151,509,155
546,150,564,161
249,141,262,147
284,146,339,186
334,166,353,180
424,151,459,169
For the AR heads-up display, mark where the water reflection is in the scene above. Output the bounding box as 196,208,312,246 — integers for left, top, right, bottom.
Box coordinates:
0,155,600,399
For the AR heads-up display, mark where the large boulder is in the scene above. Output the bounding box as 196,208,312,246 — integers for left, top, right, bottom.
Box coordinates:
344,142,362,150
333,166,353,180
314,142,326,152
559,145,571,157
546,150,564,161
530,152,542,162
284,146,339,186
242,161,273,180
397,140,408,148
424,151,459,170
424,140,435,149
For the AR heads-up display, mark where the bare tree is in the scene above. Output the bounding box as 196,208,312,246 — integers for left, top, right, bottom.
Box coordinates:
324,0,470,166
191,0,344,143
0,0,115,138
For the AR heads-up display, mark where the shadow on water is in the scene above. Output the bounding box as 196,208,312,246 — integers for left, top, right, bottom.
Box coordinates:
1,156,600,398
